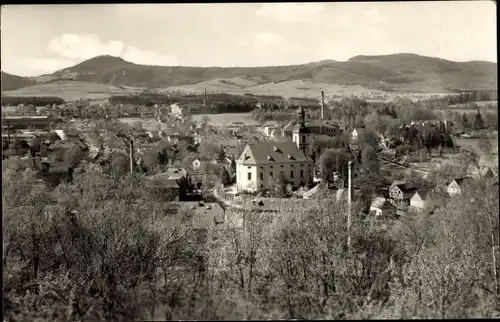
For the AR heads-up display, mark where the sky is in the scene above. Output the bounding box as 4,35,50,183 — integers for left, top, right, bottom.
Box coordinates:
1,2,497,77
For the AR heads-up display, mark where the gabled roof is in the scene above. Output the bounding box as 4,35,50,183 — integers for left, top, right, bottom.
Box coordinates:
237,140,309,165
371,197,396,210
449,177,469,186
411,190,429,200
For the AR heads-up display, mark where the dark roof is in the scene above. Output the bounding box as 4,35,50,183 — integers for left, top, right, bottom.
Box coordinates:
450,177,470,186
152,201,225,228
237,140,309,165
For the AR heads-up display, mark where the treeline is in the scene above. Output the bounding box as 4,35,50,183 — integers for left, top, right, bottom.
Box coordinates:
1,96,66,106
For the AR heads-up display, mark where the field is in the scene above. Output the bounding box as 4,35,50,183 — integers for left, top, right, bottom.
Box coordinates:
2,77,457,104
2,80,139,102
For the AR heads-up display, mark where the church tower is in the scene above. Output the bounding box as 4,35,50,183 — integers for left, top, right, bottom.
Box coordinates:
292,106,311,155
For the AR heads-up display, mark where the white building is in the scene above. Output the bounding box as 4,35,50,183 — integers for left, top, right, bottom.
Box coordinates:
409,191,428,211
370,197,397,217
447,178,469,196
170,103,189,117
236,140,313,193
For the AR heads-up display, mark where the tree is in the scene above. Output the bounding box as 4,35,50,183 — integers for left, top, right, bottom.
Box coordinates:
461,112,469,130
318,148,351,181
64,145,85,168
360,128,380,149
29,136,42,156
219,167,231,186
419,148,428,162
473,110,484,130
157,148,169,167
361,145,379,173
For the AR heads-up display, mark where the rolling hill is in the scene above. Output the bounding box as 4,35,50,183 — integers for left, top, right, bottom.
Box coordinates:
1,53,497,101
1,72,36,91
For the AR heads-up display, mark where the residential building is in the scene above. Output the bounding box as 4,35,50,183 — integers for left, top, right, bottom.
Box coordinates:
192,158,202,170
147,167,189,201
410,190,429,211
1,115,63,130
170,103,189,117
370,197,397,217
447,178,470,196
236,140,313,193
388,181,418,206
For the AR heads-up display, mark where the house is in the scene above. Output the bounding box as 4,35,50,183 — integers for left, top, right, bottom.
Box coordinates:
388,181,418,206
281,122,296,138
447,178,470,196
147,167,189,201
192,158,202,170
469,166,495,180
170,103,189,117
33,159,74,187
302,182,344,202
236,140,313,193
1,115,63,130
369,197,397,217
409,190,429,211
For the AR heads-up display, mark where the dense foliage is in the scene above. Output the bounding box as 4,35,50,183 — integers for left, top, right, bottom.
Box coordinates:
2,96,66,106
3,158,499,320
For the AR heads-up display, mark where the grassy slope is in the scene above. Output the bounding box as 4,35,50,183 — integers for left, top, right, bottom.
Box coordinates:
1,72,36,91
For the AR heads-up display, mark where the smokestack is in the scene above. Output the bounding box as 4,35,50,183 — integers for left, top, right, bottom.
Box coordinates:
129,139,134,174
321,91,325,120
347,160,353,252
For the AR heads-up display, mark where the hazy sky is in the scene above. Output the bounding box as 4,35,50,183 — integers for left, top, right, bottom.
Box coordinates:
1,2,496,76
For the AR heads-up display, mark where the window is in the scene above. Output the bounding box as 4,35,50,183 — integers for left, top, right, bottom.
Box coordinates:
270,166,273,169
260,172,264,180
281,165,284,168
270,172,273,178
248,172,252,180
300,169,304,177
302,135,305,143
247,166,251,169
290,170,294,178
301,164,304,167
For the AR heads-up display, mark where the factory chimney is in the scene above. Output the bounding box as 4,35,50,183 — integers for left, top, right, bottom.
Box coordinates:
321,91,325,120
347,160,353,252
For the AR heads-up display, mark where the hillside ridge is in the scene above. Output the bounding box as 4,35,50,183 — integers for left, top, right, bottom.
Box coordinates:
1,53,497,93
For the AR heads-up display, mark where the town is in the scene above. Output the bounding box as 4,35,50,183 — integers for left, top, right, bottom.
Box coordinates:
2,3,499,321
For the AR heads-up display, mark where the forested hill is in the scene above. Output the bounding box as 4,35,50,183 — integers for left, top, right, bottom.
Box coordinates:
1,53,497,92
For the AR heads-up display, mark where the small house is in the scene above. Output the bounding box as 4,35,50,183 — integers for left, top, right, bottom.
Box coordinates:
192,158,202,170
370,197,397,217
410,190,428,210
389,180,417,206
447,178,469,196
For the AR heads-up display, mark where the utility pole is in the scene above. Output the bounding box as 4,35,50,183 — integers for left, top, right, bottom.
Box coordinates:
347,160,353,253
321,90,325,120
117,133,135,174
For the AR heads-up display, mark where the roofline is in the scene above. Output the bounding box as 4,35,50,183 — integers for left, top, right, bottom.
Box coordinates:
237,160,313,166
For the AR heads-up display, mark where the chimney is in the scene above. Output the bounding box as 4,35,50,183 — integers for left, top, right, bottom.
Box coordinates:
347,160,353,252
321,91,325,120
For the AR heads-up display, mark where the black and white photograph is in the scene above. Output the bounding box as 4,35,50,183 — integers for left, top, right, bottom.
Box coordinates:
1,2,498,320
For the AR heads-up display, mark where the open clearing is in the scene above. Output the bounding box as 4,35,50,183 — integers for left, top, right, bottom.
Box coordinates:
2,80,139,102
2,78,454,102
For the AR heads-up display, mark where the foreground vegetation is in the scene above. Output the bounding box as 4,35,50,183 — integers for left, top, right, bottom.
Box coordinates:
3,154,499,320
